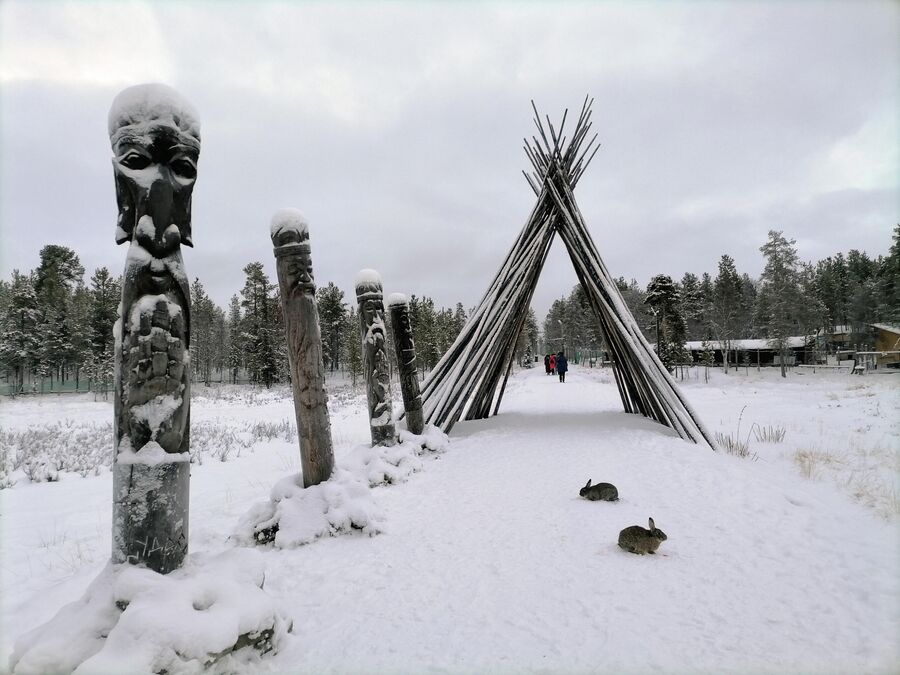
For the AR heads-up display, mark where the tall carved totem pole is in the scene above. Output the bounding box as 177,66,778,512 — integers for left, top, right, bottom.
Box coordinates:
109,84,200,573
356,270,396,446
271,209,335,487
387,294,424,435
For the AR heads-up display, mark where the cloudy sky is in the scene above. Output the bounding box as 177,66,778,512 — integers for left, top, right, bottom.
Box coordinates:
1,1,897,319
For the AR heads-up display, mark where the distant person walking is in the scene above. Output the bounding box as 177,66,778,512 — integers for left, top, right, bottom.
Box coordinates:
544,353,551,375
556,352,568,383
548,353,557,375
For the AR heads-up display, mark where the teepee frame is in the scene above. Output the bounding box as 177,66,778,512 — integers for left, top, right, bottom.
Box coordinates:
419,98,714,448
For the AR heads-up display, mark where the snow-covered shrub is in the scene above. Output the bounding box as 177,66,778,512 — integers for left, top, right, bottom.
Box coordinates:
10,549,292,675
190,383,294,407
247,419,295,443
235,424,449,548
0,431,16,487
340,424,449,486
1,421,113,486
1,415,298,486
190,420,248,464
234,471,385,548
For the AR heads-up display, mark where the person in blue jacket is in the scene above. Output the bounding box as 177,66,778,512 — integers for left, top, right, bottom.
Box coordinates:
556,351,568,383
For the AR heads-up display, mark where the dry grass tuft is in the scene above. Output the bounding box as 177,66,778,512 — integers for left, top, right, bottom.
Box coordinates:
752,423,786,444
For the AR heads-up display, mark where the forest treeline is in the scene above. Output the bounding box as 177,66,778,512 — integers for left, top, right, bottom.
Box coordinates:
1,226,897,391
543,227,900,371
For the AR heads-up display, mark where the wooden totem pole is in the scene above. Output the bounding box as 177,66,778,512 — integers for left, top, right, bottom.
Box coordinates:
271,209,335,487
109,84,200,573
356,270,396,446
387,293,424,435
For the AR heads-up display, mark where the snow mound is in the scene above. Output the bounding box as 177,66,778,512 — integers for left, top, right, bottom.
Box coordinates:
235,425,448,547
340,425,447,486
269,208,309,240
399,423,450,454
386,292,407,307
108,83,200,141
234,471,385,548
10,549,290,675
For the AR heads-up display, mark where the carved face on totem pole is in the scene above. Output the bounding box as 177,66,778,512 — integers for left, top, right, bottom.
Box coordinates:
356,279,391,389
109,84,200,455
394,306,416,367
271,217,315,298
357,283,387,349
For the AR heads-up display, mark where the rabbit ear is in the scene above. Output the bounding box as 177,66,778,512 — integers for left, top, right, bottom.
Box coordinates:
584,479,592,488
648,517,656,530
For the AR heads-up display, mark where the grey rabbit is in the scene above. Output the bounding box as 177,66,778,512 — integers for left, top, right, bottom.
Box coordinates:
618,517,667,555
579,478,618,502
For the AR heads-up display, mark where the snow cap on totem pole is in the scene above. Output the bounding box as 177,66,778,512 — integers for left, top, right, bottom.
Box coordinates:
270,208,310,247
355,269,383,299
108,83,201,148
387,293,408,308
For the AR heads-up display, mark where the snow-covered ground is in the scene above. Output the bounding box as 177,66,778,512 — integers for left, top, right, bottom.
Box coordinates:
1,365,898,674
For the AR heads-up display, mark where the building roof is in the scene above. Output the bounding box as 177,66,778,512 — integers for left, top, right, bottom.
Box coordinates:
685,337,809,351
871,323,900,335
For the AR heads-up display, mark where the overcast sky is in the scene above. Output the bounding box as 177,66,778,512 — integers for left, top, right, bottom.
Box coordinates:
1,1,897,320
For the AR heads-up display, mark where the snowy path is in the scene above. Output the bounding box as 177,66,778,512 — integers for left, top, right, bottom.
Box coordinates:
263,367,897,673
2,366,898,673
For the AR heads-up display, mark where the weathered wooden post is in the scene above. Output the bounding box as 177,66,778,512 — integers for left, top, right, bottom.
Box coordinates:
109,84,200,573
271,209,335,487
387,293,424,435
356,270,396,446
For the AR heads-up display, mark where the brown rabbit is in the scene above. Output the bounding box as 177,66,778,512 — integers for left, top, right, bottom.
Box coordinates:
618,517,667,554
579,479,618,502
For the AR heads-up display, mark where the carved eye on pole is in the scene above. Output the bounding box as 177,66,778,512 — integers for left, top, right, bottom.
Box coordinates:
170,158,197,180
120,152,152,170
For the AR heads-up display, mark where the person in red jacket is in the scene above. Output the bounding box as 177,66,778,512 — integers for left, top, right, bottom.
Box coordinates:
548,353,556,375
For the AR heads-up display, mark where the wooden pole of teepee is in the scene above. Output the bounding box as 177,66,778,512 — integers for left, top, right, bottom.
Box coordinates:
420,99,713,448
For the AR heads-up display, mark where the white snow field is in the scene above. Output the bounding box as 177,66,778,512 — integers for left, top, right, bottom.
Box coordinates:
1,365,898,674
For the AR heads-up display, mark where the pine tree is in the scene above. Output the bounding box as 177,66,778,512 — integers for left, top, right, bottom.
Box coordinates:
614,277,653,341
738,273,758,338
0,271,41,392
34,245,84,386
191,279,215,384
226,294,243,383
416,296,438,374
88,267,120,359
876,224,900,323
240,262,278,387
756,230,811,377
700,339,715,383
542,297,567,353
516,308,540,364
270,287,289,384
210,305,227,382
709,254,743,373
679,273,704,340
68,285,92,388
316,282,347,373
645,274,684,372
343,306,363,386
452,303,468,335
